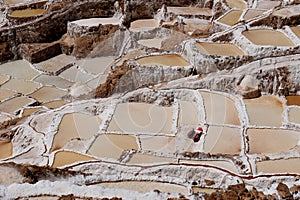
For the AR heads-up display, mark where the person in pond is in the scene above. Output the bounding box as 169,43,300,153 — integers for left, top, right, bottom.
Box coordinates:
193,127,203,143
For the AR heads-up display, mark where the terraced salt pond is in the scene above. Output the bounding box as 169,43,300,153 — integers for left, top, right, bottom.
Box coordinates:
140,135,176,153
4,0,31,5
127,153,176,165
129,19,159,31
29,86,67,103
242,29,295,46
248,129,300,154
291,26,300,39
99,181,187,195
88,134,138,160
178,101,199,126
136,54,190,67
244,95,283,127
199,91,240,125
217,10,243,26
138,38,164,49
196,42,244,56
167,6,212,17
0,97,33,114
256,0,281,10
50,113,102,152
204,126,241,155
52,151,97,168
243,9,265,21
288,107,300,124
10,9,46,18
108,103,173,134
286,95,300,106
0,140,12,160
256,158,300,174
225,0,247,9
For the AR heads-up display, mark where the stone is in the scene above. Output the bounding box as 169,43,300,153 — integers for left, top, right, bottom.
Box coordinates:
277,183,292,199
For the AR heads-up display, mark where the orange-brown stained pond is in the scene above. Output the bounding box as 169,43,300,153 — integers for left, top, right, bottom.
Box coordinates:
99,181,188,195
88,134,138,160
52,151,97,168
50,113,101,152
244,95,283,127
217,10,243,26
196,42,244,56
286,95,300,106
0,140,12,160
288,107,300,124
136,54,190,67
200,91,240,125
242,29,295,46
10,9,46,18
4,0,30,5
204,126,241,155
107,103,173,134
248,129,300,154
256,158,300,174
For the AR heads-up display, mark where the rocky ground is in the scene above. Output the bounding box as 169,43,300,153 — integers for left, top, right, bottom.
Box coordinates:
0,0,300,199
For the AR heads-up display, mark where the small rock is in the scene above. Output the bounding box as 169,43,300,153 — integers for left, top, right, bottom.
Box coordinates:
277,182,292,199
204,179,215,186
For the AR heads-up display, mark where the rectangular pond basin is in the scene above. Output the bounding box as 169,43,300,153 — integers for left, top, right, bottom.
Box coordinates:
286,95,300,106
99,181,187,195
204,126,242,155
1,78,40,95
248,128,300,154
256,1,281,10
129,19,159,31
244,95,283,127
243,9,265,21
242,29,295,46
167,6,212,17
0,140,12,160
196,42,244,56
50,113,101,152
217,10,243,26
76,56,115,75
29,86,67,103
127,153,176,165
10,9,45,18
88,134,138,160
225,0,247,9
178,100,200,126
52,151,97,168
0,60,40,81
136,54,190,67
107,102,174,134
139,135,176,154
288,107,300,124
272,5,300,18
256,158,300,174
199,91,240,125
291,26,300,39
0,96,33,114
138,38,164,49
